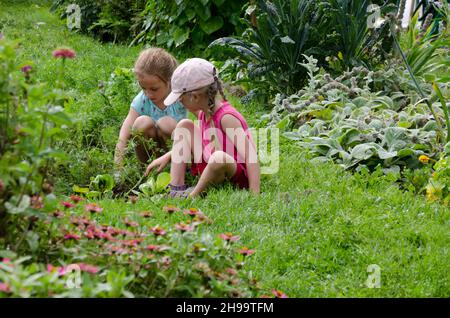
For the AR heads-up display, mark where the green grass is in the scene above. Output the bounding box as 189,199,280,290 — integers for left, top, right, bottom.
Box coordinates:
1,0,449,297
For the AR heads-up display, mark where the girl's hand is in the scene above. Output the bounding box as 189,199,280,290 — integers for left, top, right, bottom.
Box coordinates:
145,153,171,176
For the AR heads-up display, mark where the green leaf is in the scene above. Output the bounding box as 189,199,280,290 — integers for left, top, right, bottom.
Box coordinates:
73,185,89,194
199,17,224,35
172,27,190,47
5,195,31,214
351,144,377,160
155,172,171,193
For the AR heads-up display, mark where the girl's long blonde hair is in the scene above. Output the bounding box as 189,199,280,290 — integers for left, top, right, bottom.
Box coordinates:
134,47,178,84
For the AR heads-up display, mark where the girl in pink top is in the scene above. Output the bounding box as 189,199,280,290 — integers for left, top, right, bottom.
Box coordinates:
145,58,260,198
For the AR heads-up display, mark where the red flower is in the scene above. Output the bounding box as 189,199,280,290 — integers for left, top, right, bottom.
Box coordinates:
163,205,180,214
174,222,195,232
183,208,202,217
238,246,255,257
21,65,32,73
61,201,75,209
140,211,153,218
150,225,166,237
31,195,44,209
0,282,11,293
64,233,80,241
70,194,83,203
271,289,288,298
85,203,103,213
52,47,76,59
219,233,240,242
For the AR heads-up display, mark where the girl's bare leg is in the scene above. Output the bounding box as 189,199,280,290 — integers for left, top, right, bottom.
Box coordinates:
170,119,202,186
132,115,157,163
189,151,237,198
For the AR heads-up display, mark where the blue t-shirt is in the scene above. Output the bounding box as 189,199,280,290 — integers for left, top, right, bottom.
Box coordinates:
131,91,186,122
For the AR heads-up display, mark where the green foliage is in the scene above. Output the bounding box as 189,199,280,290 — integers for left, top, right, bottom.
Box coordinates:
425,155,450,205
269,57,444,173
134,172,171,199
210,0,322,98
130,0,246,53
400,9,450,80
52,0,146,43
0,37,73,247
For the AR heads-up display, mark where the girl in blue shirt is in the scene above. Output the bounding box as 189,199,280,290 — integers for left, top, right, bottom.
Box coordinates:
114,48,187,170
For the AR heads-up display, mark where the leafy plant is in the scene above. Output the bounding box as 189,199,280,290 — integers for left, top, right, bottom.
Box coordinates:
130,0,246,53
209,0,323,98
0,38,74,250
72,174,115,199
133,172,171,199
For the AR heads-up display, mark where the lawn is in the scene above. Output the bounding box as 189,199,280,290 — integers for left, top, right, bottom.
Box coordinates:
0,0,449,297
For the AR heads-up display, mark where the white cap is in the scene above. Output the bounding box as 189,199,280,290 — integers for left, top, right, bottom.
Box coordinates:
164,58,217,106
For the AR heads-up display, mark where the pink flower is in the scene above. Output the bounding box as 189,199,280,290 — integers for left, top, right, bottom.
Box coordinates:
174,222,195,232
64,233,81,241
0,282,11,293
140,211,153,218
85,203,103,213
70,194,83,203
219,233,240,242
52,210,64,218
124,218,139,228
2,258,11,263
238,246,255,257
52,47,76,59
21,65,32,73
163,205,180,214
183,208,202,217
61,201,75,209
271,289,288,298
47,264,66,276
150,225,166,237
78,263,99,274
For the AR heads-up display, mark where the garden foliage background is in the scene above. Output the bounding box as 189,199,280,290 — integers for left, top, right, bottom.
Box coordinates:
0,0,449,297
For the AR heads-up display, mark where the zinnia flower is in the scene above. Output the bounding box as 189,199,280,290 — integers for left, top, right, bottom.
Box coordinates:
271,289,288,298
175,222,195,232
150,225,166,236
52,47,76,59
163,205,180,214
219,233,240,242
140,211,153,218
61,201,75,209
64,233,81,241
78,263,99,274
183,208,202,217
21,65,32,73
70,194,83,203
52,210,64,218
238,246,255,257
85,203,103,213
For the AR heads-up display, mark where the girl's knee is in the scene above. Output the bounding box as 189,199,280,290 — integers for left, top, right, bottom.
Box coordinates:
176,118,194,129
156,116,177,136
208,151,236,172
132,115,155,132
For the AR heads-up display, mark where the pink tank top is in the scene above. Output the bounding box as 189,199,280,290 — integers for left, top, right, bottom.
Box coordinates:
198,101,254,165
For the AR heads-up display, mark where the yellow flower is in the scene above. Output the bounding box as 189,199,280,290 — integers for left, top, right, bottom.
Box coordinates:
418,155,430,164
338,51,344,61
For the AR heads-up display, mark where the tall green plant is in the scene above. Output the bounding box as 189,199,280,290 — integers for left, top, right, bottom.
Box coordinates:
209,0,322,96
